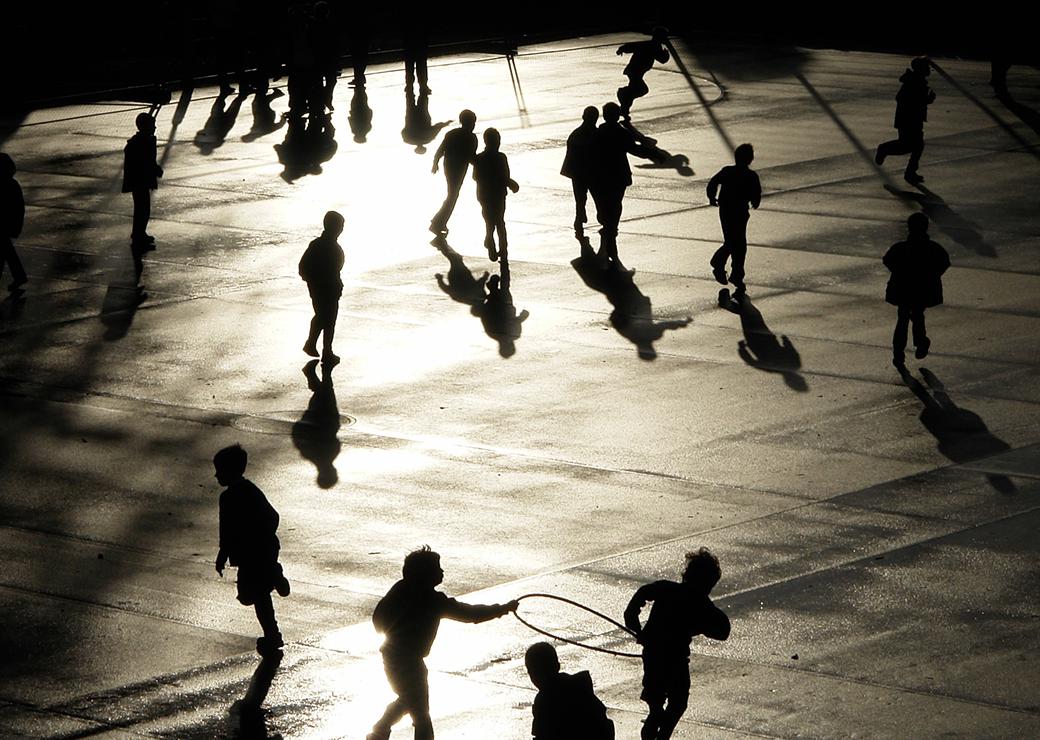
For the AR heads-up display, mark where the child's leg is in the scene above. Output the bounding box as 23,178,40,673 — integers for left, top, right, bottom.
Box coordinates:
254,593,280,640
657,694,689,739
641,698,665,740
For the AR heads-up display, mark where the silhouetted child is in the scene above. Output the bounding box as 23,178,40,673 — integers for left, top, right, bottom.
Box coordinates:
561,106,599,245
875,57,936,184
525,642,615,740
213,444,291,657
707,143,761,301
616,28,670,119
430,110,478,235
624,548,730,740
367,546,518,740
0,153,28,292
472,128,519,262
122,113,163,250
883,213,950,370
299,210,345,366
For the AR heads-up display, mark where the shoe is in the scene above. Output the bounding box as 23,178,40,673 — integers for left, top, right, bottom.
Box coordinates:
366,733,390,740
322,352,341,367
914,339,930,360
256,634,284,656
276,575,291,597
874,147,885,166
904,171,924,184
429,221,447,236
712,266,727,285
484,236,498,261
303,342,319,358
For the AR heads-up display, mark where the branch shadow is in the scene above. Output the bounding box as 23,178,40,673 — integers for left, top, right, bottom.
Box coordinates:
899,367,1016,494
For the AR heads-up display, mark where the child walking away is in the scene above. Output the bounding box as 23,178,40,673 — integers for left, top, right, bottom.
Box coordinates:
525,641,615,740
122,112,163,251
624,548,730,740
367,546,518,740
299,211,345,366
883,213,950,370
213,444,291,657
472,128,519,262
430,110,478,236
707,143,761,303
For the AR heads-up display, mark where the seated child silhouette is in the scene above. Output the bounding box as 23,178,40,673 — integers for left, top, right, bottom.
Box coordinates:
624,547,730,740
525,641,615,739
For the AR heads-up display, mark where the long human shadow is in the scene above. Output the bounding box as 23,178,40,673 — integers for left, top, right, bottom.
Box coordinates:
626,120,695,176
900,367,1015,494
402,86,451,154
242,88,286,143
884,182,997,258
572,248,691,360
433,236,489,310
348,85,373,143
100,246,146,341
229,651,283,739
721,294,807,391
432,237,527,356
194,90,246,155
274,115,338,182
291,360,341,489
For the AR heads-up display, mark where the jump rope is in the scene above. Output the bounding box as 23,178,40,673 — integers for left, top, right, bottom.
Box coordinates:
511,593,641,659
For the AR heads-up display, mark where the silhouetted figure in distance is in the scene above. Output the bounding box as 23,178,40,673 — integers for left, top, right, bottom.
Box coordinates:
367,546,518,740
403,19,431,94
300,210,345,366
875,57,936,185
430,110,478,235
561,106,599,247
525,642,615,740
473,128,519,262
311,1,340,113
616,28,670,119
707,143,760,302
122,113,163,251
884,212,949,370
214,444,291,658
625,548,730,740
591,102,655,270
1,153,27,292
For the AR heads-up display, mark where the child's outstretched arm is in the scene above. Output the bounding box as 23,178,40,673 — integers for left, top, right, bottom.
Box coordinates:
444,598,519,623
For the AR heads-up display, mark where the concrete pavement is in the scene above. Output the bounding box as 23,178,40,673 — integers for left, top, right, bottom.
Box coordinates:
1,34,1038,738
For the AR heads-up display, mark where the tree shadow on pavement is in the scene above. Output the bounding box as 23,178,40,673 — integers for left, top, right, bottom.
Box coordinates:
572,249,691,360
885,183,997,258
721,294,807,391
291,360,341,489
900,367,1015,494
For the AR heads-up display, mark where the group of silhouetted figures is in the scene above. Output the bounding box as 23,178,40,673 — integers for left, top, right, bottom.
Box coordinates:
214,439,729,739
2,27,1011,738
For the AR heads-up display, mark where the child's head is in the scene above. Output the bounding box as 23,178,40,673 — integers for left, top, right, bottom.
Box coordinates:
483,127,501,151
682,547,721,594
0,153,14,179
402,545,444,587
459,109,477,131
524,642,560,689
907,212,929,237
601,102,621,124
213,444,247,486
323,210,345,237
734,143,754,167
910,57,931,77
582,105,599,126
135,112,156,134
